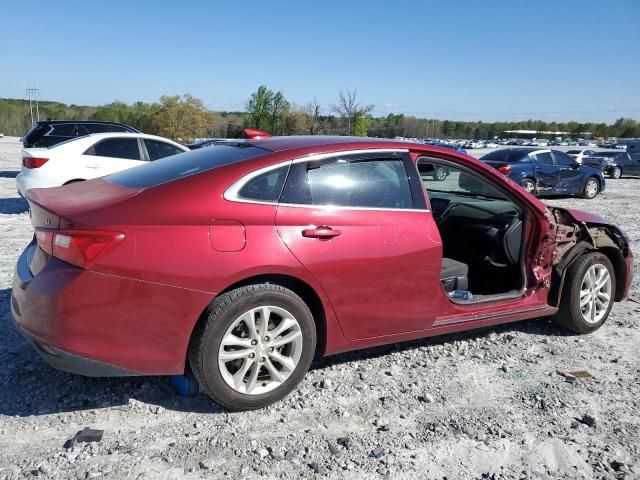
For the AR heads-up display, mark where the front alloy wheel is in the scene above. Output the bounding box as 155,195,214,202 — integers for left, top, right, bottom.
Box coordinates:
583,178,599,199
579,264,612,324
433,166,448,181
552,252,615,334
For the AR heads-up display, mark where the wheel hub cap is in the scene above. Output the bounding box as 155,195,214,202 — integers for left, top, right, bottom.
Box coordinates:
579,264,612,324
218,306,303,395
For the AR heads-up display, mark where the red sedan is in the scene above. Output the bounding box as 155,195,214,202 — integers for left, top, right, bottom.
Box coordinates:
12,135,633,410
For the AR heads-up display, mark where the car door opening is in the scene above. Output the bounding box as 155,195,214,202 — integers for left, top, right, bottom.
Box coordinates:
418,157,526,303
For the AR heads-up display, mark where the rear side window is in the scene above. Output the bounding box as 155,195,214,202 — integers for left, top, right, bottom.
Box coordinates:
107,145,269,188
49,124,74,136
144,139,185,160
88,138,141,160
535,152,554,165
553,151,576,166
481,150,530,163
238,165,289,201
72,125,90,137
281,157,413,209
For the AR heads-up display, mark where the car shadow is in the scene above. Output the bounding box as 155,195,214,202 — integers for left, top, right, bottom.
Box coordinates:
0,284,573,417
0,197,28,214
0,170,19,179
310,316,574,372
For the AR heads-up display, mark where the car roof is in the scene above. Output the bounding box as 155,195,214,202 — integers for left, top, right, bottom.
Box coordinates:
84,132,184,144
36,120,133,126
244,135,416,152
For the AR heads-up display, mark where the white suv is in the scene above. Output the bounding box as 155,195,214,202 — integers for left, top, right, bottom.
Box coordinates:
17,133,188,196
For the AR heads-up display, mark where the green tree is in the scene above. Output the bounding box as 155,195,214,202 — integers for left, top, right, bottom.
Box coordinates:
153,94,207,141
246,85,274,130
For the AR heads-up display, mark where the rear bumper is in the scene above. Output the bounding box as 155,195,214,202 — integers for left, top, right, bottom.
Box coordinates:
12,320,141,376
11,242,213,376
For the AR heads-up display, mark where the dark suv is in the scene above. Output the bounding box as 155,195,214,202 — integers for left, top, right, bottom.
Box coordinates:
22,121,140,148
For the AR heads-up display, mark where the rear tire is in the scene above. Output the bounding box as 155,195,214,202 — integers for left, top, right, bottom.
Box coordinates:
521,178,536,194
610,167,622,179
582,177,600,199
551,252,615,334
189,284,316,411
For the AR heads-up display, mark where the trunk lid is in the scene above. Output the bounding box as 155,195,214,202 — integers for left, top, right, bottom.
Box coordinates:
26,178,144,229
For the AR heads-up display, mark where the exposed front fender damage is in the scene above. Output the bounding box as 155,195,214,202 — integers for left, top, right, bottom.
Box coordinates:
547,207,632,306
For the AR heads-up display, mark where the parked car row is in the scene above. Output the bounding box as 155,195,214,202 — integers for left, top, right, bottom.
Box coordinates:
10,122,635,411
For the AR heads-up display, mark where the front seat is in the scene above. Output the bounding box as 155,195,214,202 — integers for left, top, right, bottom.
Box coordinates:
441,258,469,292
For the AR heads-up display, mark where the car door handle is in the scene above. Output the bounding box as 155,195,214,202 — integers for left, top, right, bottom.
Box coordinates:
301,226,342,239
86,164,101,169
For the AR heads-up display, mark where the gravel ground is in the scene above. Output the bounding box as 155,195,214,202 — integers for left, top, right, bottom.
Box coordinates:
0,136,638,479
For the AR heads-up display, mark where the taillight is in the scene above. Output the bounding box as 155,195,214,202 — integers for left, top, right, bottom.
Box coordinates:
23,156,49,168
35,228,124,268
498,164,512,175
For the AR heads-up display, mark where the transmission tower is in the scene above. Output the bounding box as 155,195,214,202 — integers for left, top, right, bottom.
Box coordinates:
26,84,41,125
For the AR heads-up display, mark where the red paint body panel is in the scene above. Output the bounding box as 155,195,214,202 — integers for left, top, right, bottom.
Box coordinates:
11,137,633,376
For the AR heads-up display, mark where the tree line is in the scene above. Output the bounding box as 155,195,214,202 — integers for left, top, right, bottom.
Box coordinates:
1,89,639,141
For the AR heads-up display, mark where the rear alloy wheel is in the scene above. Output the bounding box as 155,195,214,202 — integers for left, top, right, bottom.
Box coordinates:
433,166,448,181
189,284,316,410
521,178,536,194
582,178,600,199
610,167,622,179
552,252,615,334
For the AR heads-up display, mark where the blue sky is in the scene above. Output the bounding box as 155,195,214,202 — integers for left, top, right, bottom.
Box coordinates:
2,0,639,122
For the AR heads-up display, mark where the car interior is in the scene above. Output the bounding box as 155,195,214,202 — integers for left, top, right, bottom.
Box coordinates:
417,157,526,303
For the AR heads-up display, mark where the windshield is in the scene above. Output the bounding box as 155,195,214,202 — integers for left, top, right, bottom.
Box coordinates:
107,144,270,188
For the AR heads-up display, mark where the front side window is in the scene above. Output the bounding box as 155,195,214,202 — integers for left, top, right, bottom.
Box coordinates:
281,157,413,209
535,152,554,165
418,159,508,200
88,138,141,160
144,139,185,161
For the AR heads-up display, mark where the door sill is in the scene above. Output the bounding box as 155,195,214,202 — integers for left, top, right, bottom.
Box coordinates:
433,304,552,327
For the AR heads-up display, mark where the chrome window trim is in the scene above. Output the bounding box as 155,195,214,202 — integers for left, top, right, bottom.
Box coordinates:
223,148,430,212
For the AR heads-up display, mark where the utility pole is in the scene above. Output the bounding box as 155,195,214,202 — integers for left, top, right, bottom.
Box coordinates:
26,84,41,125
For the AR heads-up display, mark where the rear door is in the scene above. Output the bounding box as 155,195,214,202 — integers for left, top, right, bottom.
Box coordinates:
81,137,146,177
275,151,443,339
553,150,584,194
531,151,558,193
622,153,640,175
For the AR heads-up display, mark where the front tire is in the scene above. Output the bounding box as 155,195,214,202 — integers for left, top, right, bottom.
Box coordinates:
552,252,615,334
189,284,316,410
582,177,600,199
433,166,448,181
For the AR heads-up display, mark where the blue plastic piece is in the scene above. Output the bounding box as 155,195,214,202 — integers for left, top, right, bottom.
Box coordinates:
170,374,200,396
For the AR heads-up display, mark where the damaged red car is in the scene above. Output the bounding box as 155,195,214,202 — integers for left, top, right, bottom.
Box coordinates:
12,135,633,410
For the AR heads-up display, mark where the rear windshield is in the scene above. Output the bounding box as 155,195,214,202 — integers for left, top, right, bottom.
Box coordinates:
106,144,269,188
480,150,530,163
